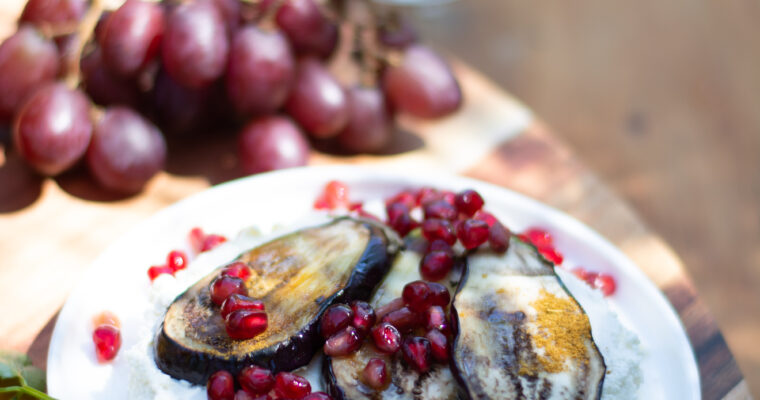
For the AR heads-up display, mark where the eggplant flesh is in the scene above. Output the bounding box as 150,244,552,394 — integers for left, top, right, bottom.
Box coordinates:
154,218,401,385
451,238,606,400
324,250,459,400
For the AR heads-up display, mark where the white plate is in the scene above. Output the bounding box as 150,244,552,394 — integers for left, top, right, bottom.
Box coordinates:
47,165,700,399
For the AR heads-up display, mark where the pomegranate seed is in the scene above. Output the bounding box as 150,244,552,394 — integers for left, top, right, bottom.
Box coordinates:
441,191,456,205
225,310,268,340
202,234,228,252
401,336,432,373
402,280,432,313
148,265,172,281
381,306,421,332
222,262,251,280
356,208,381,221
521,228,554,249
233,389,260,400
93,324,121,363
572,267,591,282
302,393,332,400
210,276,247,306
92,311,120,329
427,239,453,253
416,187,441,206
420,250,454,282
473,210,497,227
362,358,389,389
375,297,404,320
207,371,235,400
320,304,353,338
350,301,376,334
539,247,564,265
221,294,266,319
386,191,417,209
314,196,330,210
238,365,274,394
274,372,311,399
427,282,451,307
166,250,188,272
584,271,600,286
454,189,484,217
423,200,457,221
324,180,350,209
371,322,401,353
324,326,363,356
425,329,449,362
386,202,418,237
457,219,490,250
421,219,457,245
189,227,205,253
594,273,617,296
424,305,449,334
489,221,511,253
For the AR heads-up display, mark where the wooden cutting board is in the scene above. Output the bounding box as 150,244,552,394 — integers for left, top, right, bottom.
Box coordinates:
0,2,751,399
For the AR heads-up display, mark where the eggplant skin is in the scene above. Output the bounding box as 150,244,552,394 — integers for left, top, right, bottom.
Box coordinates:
450,238,606,400
154,218,401,385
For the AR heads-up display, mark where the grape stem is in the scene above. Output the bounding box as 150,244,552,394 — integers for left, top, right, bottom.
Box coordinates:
63,0,104,89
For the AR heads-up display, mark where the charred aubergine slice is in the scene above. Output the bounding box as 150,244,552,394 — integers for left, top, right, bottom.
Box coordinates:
451,238,606,399
155,218,401,384
324,250,459,400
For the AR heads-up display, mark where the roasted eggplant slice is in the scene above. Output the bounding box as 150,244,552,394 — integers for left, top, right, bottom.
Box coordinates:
154,218,401,384
324,250,459,400
451,238,606,399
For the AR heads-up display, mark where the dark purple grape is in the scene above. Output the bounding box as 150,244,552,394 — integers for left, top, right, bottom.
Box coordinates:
80,48,140,107
238,116,309,174
0,26,59,120
226,26,295,116
382,45,462,119
12,83,92,176
337,86,394,153
285,58,347,138
275,0,338,59
87,107,167,193
150,70,210,134
100,0,164,77
19,0,87,27
162,0,229,88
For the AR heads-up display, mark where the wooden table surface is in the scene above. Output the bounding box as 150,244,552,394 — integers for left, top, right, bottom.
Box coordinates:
0,1,754,399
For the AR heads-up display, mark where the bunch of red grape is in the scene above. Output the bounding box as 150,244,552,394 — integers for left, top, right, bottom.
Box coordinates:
2,0,462,193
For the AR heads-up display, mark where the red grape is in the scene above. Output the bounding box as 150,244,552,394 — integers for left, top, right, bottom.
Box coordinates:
13,83,92,176
162,0,229,88
212,0,241,37
150,70,210,135
0,26,59,120
226,26,295,116
86,107,167,193
100,0,164,77
382,45,462,119
275,0,339,59
80,48,140,107
238,116,309,174
337,85,394,153
285,57,348,138
19,0,87,27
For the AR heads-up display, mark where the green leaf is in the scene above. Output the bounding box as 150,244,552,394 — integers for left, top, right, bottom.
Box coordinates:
0,351,51,399
18,368,44,394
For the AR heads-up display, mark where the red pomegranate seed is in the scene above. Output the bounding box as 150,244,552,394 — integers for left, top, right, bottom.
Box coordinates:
189,227,205,253
457,219,490,250
424,305,449,334
238,365,274,394
302,392,332,400
375,298,404,320
454,189,484,217
427,282,451,307
521,228,554,249
274,372,311,399
371,322,401,353
202,234,228,252
402,280,432,313
350,301,376,334
381,306,421,332
148,265,173,281
594,273,617,296
441,191,456,205
401,336,432,373
363,358,389,390
539,247,564,265
324,326,363,356
387,211,417,237
473,210,497,227
207,371,235,400
320,304,354,338
420,250,454,282
427,239,453,253
416,187,441,206
425,329,450,362
385,191,416,209
489,221,511,253
421,219,457,245
325,180,350,209
423,200,457,221
93,324,121,363
572,267,591,282
233,389,261,400
221,294,265,319
222,262,251,280
210,276,247,306
166,250,188,272
225,310,268,340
